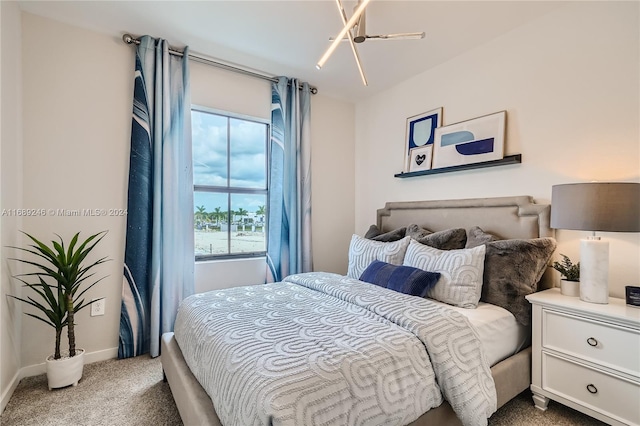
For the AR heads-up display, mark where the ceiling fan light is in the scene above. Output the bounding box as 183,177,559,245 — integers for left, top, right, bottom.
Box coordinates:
334,0,368,86
316,0,371,69
366,32,426,41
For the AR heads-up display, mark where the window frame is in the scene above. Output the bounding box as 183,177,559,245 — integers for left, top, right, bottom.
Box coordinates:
192,105,270,261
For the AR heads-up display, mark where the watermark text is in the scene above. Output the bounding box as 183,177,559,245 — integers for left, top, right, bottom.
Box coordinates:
1,208,127,217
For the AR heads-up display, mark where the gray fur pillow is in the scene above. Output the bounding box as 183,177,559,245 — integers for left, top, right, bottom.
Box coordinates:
406,224,467,250
364,225,407,242
481,237,557,326
466,226,501,248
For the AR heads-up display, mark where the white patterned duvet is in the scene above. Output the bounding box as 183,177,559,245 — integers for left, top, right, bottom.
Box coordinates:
174,272,497,426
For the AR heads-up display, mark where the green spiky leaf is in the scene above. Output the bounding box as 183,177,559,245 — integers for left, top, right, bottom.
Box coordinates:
7,230,110,357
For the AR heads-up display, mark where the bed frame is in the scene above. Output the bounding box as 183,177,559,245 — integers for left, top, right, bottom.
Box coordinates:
162,195,554,426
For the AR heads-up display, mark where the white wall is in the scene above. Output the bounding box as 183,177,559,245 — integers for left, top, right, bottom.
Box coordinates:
311,94,355,275
355,2,639,299
190,55,355,292
0,0,24,412
191,61,271,292
20,12,133,368
15,12,356,374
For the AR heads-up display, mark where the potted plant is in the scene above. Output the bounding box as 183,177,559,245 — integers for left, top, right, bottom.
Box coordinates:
9,231,108,389
552,253,580,297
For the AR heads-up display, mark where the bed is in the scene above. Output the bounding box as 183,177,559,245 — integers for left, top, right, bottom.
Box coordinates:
161,195,555,426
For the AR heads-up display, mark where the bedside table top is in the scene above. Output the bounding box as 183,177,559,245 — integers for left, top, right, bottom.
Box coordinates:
526,288,640,328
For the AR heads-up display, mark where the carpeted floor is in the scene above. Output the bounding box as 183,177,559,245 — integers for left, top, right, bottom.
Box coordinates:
1,355,607,425
1,356,181,426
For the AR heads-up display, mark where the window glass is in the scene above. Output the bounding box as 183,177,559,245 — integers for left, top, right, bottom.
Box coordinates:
192,108,268,260
229,118,267,189
194,192,229,256
192,110,227,186
230,194,267,253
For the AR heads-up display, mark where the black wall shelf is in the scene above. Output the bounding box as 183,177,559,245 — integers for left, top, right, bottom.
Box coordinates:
394,154,522,179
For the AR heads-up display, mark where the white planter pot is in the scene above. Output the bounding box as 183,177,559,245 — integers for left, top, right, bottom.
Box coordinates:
560,279,580,297
46,348,85,390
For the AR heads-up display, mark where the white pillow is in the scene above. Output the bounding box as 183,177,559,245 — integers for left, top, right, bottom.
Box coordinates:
347,235,411,279
403,239,486,308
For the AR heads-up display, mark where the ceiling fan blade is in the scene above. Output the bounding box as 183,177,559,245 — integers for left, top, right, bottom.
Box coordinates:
330,32,426,42
365,32,426,41
328,36,351,42
335,0,368,86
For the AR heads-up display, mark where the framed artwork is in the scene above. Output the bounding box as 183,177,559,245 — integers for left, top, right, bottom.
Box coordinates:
408,146,433,172
404,108,442,172
432,111,506,169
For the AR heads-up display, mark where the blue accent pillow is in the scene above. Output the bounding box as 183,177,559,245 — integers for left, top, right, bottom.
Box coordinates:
359,260,441,297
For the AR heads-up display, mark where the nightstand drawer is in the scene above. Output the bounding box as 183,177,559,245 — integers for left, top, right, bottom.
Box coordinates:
543,309,640,377
543,353,640,425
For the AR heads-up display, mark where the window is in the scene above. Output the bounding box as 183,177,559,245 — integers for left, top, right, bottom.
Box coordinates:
192,107,269,260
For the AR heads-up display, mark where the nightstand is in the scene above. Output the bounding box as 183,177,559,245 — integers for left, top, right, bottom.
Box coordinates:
526,288,640,426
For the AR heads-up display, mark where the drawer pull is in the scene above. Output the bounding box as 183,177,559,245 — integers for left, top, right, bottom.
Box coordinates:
586,384,598,394
586,337,598,347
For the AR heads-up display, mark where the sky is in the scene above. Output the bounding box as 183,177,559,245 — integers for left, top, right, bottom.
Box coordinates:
192,110,267,214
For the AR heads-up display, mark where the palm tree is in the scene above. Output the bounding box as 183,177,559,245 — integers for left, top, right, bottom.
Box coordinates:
256,205,266,223
10,231,109,358
214,207,222,225
195,205,206,227
235,208,247,231
236,207,248,222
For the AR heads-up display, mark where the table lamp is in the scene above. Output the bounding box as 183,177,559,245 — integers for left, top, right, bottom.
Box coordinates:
551,182,640,304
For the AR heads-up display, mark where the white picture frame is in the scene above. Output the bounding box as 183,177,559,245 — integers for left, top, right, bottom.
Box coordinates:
408,146,433,172
404,108,442,172
432,111,506,169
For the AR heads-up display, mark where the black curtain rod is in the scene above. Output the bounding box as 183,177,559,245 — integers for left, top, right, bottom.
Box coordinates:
122,34,318,95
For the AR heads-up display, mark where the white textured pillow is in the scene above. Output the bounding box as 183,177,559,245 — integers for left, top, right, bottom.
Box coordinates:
347,235,410,279
403,239,486,308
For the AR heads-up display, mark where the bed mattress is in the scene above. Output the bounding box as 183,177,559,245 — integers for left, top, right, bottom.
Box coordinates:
430,300,528,367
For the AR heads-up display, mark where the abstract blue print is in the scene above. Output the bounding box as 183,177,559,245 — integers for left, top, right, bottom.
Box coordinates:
454,138,494,155
408,114,437,150
405,108,442,171
440,131,495,155
432,111,505,169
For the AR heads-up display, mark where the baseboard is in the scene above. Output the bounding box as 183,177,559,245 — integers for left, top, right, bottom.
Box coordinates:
83,347,119,365
19,362,46,378
1,370,21,414
1,346,119,412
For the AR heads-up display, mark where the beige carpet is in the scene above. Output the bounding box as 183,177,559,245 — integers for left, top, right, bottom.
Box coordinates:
1,355,606,426
1,356,181,426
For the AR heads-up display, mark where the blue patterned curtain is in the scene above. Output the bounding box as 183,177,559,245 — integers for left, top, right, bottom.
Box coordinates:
119,36,194,358
266,77,312,282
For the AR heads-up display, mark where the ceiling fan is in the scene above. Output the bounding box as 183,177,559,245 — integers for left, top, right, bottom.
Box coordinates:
316,0,425,86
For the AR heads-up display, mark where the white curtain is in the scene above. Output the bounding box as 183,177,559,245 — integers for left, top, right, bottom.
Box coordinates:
266,77,312,282
119,35,194,358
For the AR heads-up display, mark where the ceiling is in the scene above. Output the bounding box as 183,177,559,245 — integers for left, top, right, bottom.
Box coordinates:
18,1,564,102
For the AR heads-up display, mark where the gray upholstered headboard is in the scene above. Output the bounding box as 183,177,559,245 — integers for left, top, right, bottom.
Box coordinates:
375,195,555,290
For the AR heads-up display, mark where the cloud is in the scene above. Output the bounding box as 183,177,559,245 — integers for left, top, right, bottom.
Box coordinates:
192,111,267,188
